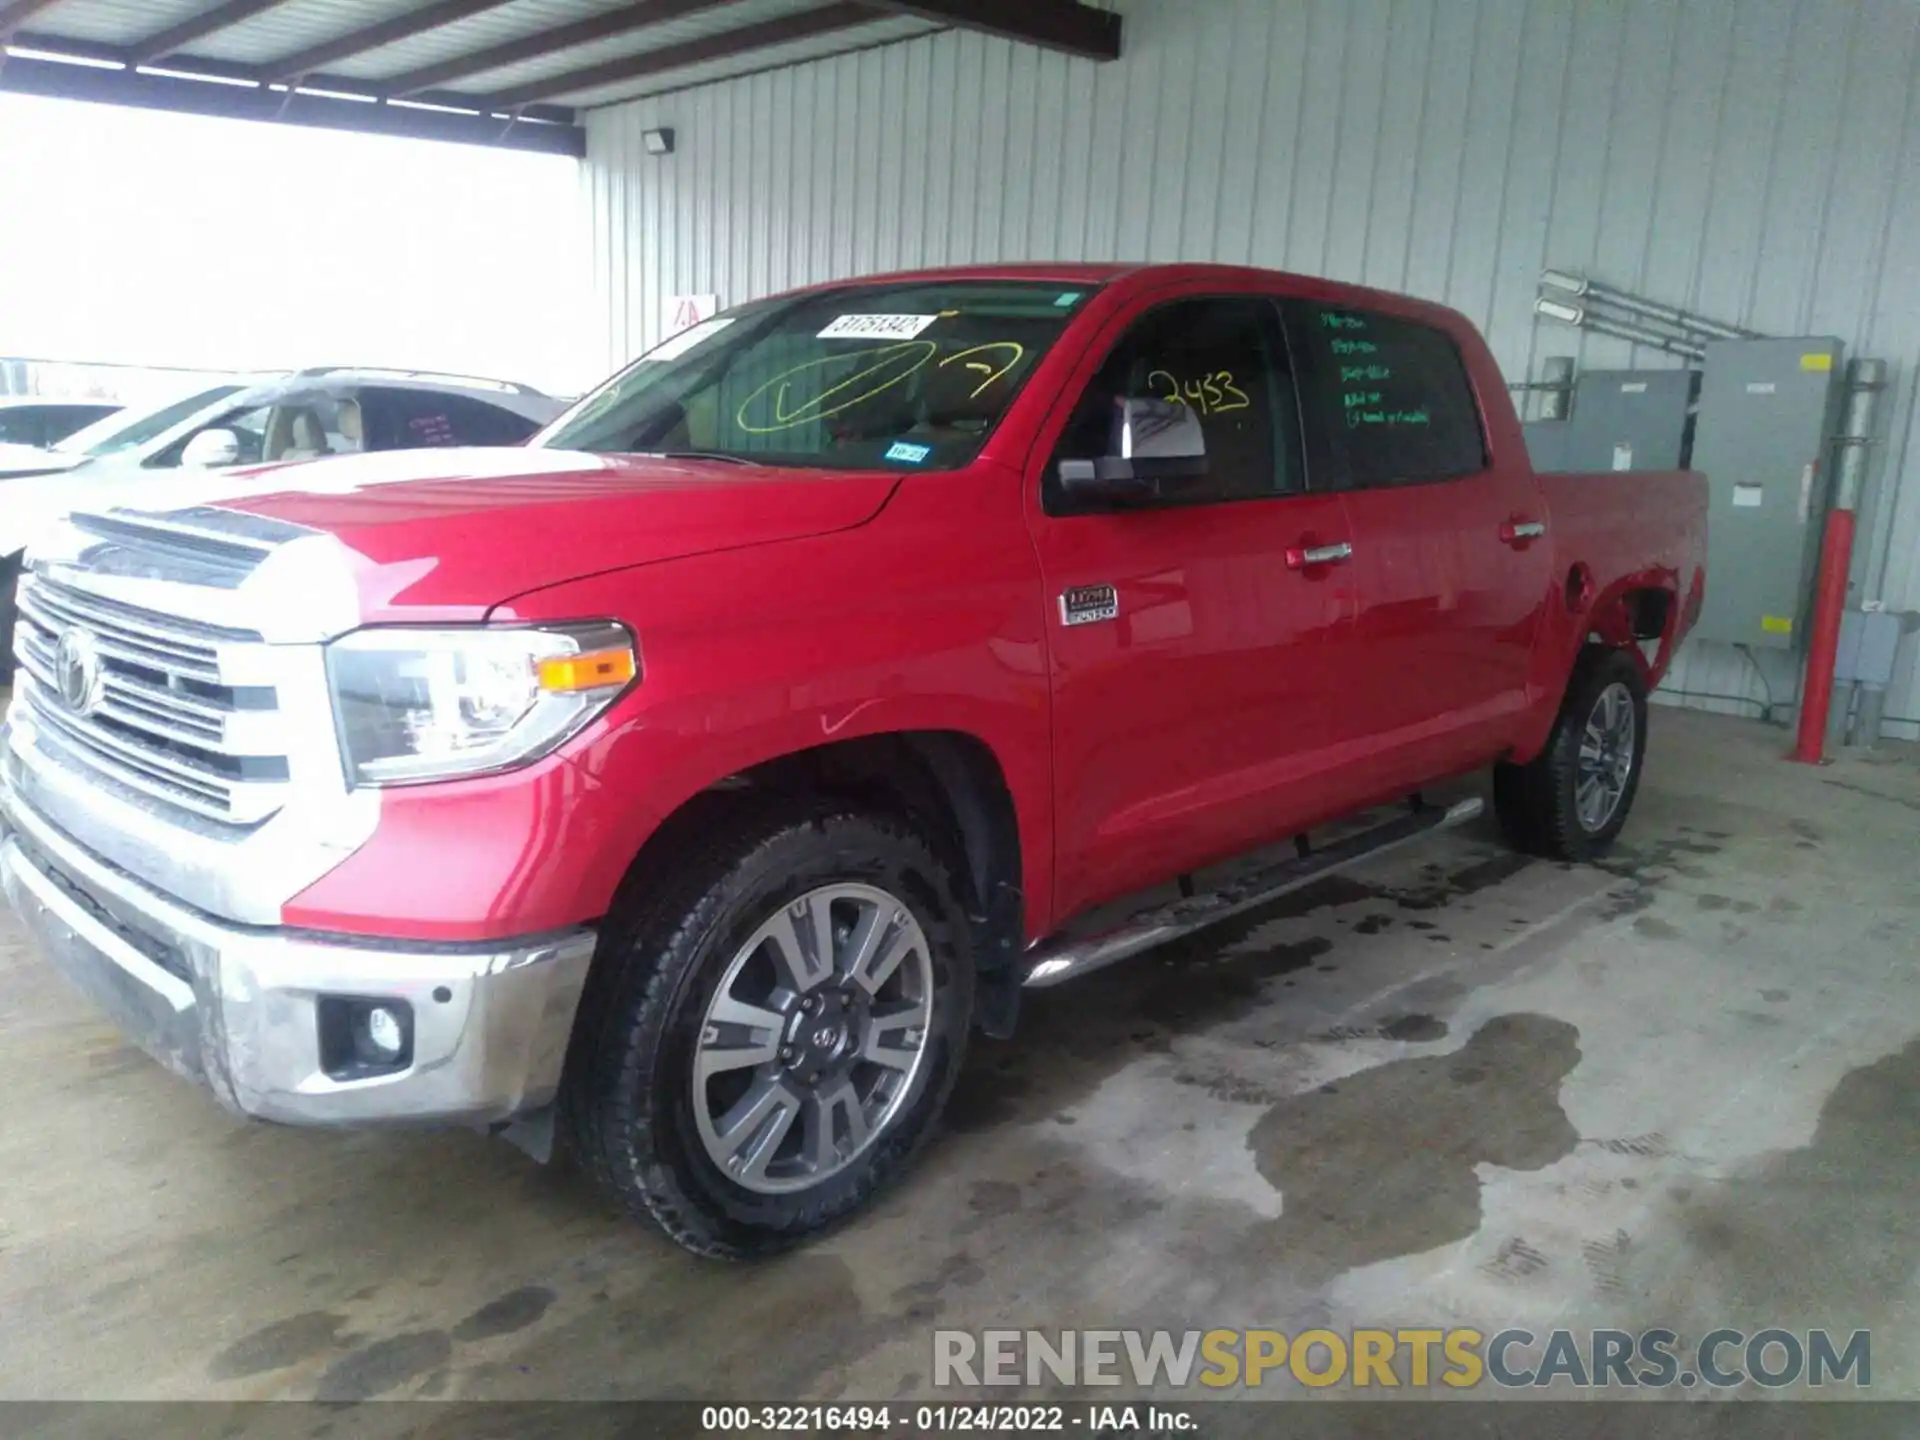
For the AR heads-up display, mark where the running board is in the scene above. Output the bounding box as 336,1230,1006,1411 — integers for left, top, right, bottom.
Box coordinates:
1021,796,1486,989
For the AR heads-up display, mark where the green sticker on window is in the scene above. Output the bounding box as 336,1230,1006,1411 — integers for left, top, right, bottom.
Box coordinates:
1055,292,1083,307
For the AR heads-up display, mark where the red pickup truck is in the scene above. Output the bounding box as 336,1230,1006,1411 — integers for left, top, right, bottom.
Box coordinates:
0,264,1705,1257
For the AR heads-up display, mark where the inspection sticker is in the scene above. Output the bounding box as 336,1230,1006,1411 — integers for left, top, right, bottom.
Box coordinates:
1762,615,1794,635
819,313,939,340
885,441,933,464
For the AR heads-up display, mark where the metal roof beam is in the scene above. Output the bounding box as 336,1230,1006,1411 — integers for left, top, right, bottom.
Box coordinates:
485,2,879,107
381,0,738,96
129,0,299,64
0,41,583,144
12,29,578,122
858,0,1119,60
15,28,575,118
265,0,517,80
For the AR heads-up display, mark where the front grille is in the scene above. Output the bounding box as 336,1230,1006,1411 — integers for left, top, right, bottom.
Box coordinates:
12,573,291,825
21,575,235,681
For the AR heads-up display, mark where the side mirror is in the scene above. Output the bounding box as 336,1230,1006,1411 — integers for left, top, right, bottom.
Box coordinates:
1057,397,1210,506
180,428,242,468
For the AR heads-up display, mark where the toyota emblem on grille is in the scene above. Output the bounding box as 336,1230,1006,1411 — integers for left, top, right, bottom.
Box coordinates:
54,628,105,717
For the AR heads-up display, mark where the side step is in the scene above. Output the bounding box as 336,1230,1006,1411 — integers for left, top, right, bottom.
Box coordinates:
1021,796,1485,989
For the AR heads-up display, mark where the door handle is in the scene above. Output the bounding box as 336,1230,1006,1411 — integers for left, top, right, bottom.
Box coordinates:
1284,541,1353,570
1500,520,1547,545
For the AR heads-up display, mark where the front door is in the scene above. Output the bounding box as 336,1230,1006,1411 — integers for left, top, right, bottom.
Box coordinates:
1025,291,1360,925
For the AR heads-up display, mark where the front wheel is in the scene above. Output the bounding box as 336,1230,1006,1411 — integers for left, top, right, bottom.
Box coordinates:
1494,648,1649,861
563,803,974,1258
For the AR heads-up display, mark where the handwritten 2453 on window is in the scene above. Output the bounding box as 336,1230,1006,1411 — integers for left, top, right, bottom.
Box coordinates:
1148,370,1251,417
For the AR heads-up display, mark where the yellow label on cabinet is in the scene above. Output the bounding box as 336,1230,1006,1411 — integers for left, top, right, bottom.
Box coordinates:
1800,352,1834,372
1761,614,1795,635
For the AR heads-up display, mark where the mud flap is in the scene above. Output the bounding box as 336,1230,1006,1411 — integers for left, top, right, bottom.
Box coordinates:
974,962,1020,1040
497,1104,557,1163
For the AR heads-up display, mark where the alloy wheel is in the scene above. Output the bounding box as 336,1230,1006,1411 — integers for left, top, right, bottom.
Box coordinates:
1576,680,1637,832
691,882,935,1195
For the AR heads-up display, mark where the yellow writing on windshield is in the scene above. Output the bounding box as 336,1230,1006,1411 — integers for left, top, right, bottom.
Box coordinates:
734,339,1030,435
940,342,1027,398
735,340,938,434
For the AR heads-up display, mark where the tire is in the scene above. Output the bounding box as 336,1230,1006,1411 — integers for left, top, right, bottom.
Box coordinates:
562,799,975,1258
0,552,18,685
1493,648,1649,862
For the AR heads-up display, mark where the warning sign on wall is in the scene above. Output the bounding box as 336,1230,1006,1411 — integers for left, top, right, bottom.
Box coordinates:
666,294,720,339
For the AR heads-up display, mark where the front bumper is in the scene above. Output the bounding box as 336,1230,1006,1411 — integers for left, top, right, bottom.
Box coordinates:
0,764,596,1127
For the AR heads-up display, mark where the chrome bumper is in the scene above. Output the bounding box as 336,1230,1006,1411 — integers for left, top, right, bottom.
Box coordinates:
0,763,596,1128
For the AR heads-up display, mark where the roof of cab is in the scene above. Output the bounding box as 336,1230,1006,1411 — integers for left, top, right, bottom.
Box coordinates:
763,261,1473,333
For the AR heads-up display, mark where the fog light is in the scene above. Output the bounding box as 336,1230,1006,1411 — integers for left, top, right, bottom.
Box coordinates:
364,1005,404,1058
317,995,415,1078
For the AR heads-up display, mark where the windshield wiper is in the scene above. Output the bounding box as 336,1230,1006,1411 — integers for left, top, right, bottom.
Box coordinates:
644,450,759,466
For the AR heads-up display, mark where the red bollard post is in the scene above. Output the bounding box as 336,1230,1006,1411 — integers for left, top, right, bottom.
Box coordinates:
1791,506,1856,764
1790,358,1883,764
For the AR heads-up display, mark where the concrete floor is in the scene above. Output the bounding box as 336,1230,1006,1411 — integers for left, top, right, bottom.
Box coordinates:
1,707,1916,1414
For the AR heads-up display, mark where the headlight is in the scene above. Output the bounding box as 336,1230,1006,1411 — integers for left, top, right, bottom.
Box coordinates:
326,623,637,786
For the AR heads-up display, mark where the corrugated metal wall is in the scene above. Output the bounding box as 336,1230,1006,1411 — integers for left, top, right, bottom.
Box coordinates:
584,0,1920,737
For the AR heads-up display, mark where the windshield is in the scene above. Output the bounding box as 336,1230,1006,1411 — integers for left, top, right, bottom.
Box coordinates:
54,384,247,457
536,281,1094,470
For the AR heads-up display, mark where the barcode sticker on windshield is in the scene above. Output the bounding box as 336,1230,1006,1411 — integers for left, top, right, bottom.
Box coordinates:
819,314,939,341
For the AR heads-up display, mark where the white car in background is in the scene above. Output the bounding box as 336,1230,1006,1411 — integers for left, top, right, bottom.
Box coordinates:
0,397,123,451
0,367,564,678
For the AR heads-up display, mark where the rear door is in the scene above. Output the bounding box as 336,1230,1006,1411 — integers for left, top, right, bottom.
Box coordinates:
1285,300,1552,789
1025,287,1360,924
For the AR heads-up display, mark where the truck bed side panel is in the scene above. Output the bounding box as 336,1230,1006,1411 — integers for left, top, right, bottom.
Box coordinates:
1512,468,1710,762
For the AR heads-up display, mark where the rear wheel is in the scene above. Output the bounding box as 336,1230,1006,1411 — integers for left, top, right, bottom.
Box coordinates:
1494,648,1649,861
563,802,974,1258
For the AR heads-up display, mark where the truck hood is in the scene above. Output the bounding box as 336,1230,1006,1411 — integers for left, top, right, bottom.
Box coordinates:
192,447,903,616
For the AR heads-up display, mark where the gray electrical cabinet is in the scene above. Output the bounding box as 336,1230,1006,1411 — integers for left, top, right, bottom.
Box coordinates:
1524,417,1569,471
1688,337,1847,650
1566,369,1696,471
1523,368,1696,473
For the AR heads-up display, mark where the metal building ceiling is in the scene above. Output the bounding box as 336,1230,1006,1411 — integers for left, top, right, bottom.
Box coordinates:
0,0,1121,154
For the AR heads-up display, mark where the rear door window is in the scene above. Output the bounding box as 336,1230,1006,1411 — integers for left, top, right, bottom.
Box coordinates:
1288,303,1486,486
360,389,540,449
